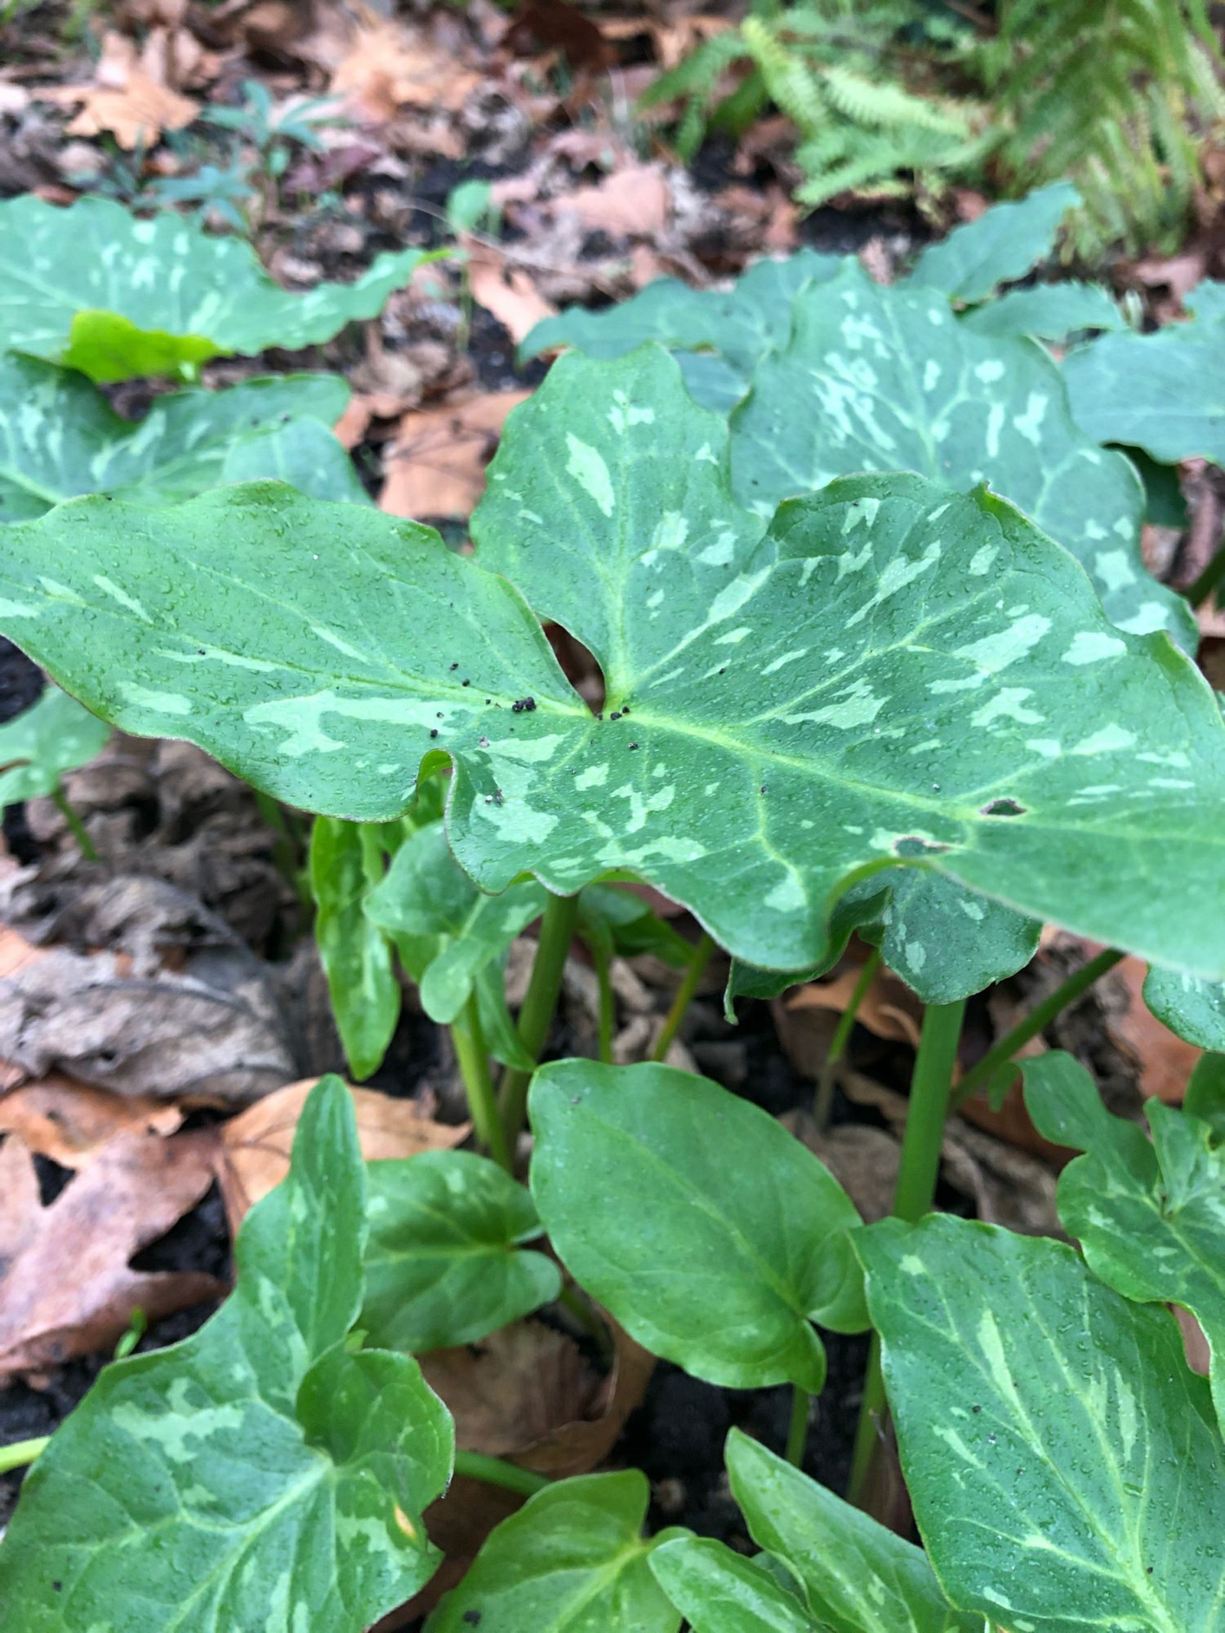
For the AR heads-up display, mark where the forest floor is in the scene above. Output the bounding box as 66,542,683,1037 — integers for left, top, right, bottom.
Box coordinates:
0,2,1219,1623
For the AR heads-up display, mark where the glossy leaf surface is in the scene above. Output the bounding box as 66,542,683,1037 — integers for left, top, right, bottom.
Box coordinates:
0,1077,454,1631
1023,1050,1225,1429
726,1431,982,1633
425,1471,682,1632
650,1537,814,1633
732,262,1193,644
859,1213,1225,1633
0,196,432,381
361,1150,560,1352
3,353,1225,980
0,354,350,520
1143,963,1225,1051
909,182,1079,303
0,686,110,804
310,816,402,1080
530,1060,867,1391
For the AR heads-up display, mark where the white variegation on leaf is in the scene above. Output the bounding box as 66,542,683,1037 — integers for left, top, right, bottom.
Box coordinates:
0,354,354,521
0,1078,454,1633
1023,1051,1225,1431
859,1214,1225,1633
731,261,1195,647
1144,962,1225,1051
1,351,1224,980
0,195,435,382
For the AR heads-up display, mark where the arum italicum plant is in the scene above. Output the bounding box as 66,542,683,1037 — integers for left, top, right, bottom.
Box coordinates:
0,185,1224,1632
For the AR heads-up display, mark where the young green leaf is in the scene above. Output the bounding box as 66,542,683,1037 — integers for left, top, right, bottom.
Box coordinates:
529,1060,867,1392
0,195,435,382
0,686,110,804
520,249,843,409
960,280,1125,342
649,1536,816,1632
908,181,1080,303
361,1149,561,1353
725,1430,981,1633
4,353,1225,981
859,1213,1225,1633
424,1470,683,1632
730,869,1040,1009
310,816,402,1080
0,1076,454,1631
732,262,1194,645
1064,298,1225,462
218,416,368,504
365,822,547,1024
1143,962,1225,1050
1023,1050,1225,1429
0,353,350,520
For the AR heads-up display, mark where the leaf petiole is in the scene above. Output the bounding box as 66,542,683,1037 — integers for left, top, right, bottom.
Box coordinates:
498,891,581,1140
651,932,715,1063
452,1451,551,1498
452,997,512,1172
0,1436,49,1476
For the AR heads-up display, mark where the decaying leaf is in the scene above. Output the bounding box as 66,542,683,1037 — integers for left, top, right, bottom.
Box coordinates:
330,21,480,120
0,943,295,1108
41,29,199,149
0,1073,181,1167
0,1129,221,1382
467,248,556,346
215,1076,468,1237
380,391,530,519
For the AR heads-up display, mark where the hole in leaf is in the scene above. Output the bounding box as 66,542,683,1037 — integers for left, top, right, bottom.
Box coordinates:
894,836,951,857
981,797,1026,818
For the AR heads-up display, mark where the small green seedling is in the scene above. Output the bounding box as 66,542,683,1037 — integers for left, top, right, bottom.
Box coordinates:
0,185,1223,1633
0,687,110,860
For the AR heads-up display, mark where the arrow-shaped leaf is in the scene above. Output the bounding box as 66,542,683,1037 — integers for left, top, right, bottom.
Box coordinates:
1023,1050,1225,1430
731,262,1195,646
0,1077,454,1632
859,1214,1225,1633
2,350,1225,979
0,352,351,521
361,1149,561,1353
0,195,434,382
529,1060,867,1392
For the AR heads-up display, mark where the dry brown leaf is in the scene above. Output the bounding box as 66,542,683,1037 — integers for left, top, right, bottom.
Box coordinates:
331,21,480,121
380,390,529,520
467,246,556,344
781,1112,899,1222
785,962,923,1049
1104,955,1201,1105
216,1076,468,1237
46,31,199,149
558,163,671,237
0,923,45,983
400,1316,654,1619
0,1129,221,1382
0,942,294,1108
0,1074,181,1167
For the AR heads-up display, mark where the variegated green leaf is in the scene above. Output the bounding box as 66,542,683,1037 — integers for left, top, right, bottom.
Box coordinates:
365,821,547,1024
725,1431,982,1633
0,686,110,804
732,262,1194,646
1023,1050,1225,1430
1064,289,1225,462
961,281,1125,342
0,1077,454,1631
0,353,351,520
310,816,402,1080
909,182,1080,304
650,1537,816,1632
859,1214,1225,1633
361,1150,560,1352
1144,963,1225,1050
529,1060,867,1392
3,352,1225,979
0,195,434,382
218,416,368,504
424,1471,683,1632
521,249,843,410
